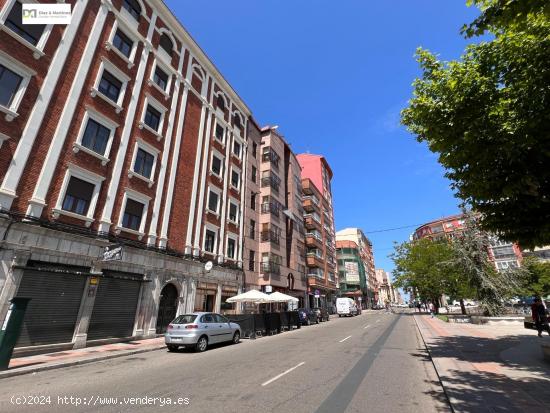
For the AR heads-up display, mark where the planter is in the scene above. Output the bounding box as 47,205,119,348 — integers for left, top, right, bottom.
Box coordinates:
470,316,524,325
447,315,471,323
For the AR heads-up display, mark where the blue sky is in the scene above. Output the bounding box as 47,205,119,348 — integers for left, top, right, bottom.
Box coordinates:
165,0,481,279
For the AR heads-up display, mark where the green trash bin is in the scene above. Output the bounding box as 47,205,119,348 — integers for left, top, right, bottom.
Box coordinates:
0,297,31,370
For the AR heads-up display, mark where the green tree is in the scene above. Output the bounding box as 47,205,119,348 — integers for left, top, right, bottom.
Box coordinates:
391,238,464,313
401,5,550,248
518,256,550,297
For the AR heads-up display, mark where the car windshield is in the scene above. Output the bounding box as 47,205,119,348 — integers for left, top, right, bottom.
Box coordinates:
172,314,197,324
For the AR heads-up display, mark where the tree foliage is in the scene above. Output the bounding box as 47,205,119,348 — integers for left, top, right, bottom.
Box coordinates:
401,4,550,248
517,255,550,297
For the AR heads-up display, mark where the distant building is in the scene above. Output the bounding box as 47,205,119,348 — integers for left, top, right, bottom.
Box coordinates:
336,228,376,308
413,214,523,272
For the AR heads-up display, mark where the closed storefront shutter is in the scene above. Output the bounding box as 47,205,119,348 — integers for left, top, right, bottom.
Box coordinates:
16,268,87,347
86,272,142,341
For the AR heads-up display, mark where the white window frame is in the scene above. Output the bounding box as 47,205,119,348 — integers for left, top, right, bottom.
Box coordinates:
209,149,224,179
230,165,241,191
0,0,53,60
147,57,174,100
212,116,226,146
202,223,219,255
232,134,244,160
118,0,146,30
227,198,240,225
51,164,106,227
128,138,159,187
0,50,35,121
90,57,131,114
116,188,151,239
226,232,238,260
73,106,119,165
206,186,222,216
105,19,139,69
138,93,167,140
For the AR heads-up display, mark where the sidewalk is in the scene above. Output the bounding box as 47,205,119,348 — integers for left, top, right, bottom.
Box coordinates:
0,337,165,380
415,315,550,413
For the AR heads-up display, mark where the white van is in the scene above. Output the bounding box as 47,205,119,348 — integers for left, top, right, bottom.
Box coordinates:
336,298,358,317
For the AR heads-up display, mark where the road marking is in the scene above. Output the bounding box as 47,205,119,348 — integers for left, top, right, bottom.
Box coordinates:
364,324,370,329
261,362,305,386
339,335,352,343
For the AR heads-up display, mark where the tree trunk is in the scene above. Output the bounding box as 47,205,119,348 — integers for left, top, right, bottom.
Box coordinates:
460,298,467,315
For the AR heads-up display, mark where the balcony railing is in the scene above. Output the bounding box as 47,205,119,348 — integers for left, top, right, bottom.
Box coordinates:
261,175,281,194
304,213,321,223
261,230,280,245
261,202,280,217
261,261,281,275
261,147,280,167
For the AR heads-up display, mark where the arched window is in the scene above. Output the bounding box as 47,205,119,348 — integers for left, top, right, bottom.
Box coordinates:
233,113,242,129
122,0,141,21
216,95,225,112
159,33,173,55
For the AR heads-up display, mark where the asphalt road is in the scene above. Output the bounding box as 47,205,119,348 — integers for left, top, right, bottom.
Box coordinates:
0,312,450,413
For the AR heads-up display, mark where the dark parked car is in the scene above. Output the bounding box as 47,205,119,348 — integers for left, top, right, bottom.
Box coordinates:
297,308,318,325
311,307,330,322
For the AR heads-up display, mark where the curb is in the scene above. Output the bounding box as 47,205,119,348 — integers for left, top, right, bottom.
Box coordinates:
0,345,166,380
412,315,455,413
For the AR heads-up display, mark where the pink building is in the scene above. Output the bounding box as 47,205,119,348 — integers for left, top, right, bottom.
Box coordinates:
296,154,338,309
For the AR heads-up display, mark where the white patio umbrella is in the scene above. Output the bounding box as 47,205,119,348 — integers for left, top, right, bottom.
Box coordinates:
267,291,299,303
225,289,271,303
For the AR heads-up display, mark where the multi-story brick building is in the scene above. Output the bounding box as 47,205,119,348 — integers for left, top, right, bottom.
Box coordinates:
413,214,523,272
297,154,337,309
336,228,377,308
0,0,255,352
255,126,307,306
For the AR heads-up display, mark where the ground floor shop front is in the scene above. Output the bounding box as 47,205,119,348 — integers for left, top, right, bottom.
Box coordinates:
0,222,242,355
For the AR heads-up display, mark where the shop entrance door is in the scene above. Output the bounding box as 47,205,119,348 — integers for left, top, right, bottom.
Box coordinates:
156,284,178,334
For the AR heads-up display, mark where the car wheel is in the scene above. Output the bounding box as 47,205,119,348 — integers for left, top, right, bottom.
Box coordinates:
167,344,179,352
195,335,208,352
233,331,240,344
306,319,310,326
338,314,342,317
316,317,320,324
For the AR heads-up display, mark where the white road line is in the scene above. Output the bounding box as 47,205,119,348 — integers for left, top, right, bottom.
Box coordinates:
261,362,305,386
339,335,352,343
364,324,370,329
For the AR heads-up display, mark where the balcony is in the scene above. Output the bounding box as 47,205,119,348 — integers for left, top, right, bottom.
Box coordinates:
302,196,320,213
261,147,280,168
261,202,280,218
261,174,281,194
304,214,322,231
301,178,317,196
306,252,324,268
261,261,281,275
305,232,323,249
261,230,280,245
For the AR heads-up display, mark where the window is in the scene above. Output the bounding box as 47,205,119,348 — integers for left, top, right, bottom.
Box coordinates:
249,250,255,271
250,220,256,240
233,114,241,129
214,123,224,142
122,0,141,21
0,64,23,108
62,177,95,216
233,140,242,158
252,142,257,158
216,95,225,112
98,71,122,103
231,169,240,188
208,190,219,213
159,33,173,55
122,198,144,231
251,166,257,183
250,192,256,211
5,1,45,46
113,29,133,58
153,66,169,91
228,202,239,223
211,153,223,176
204,230,216,253
133,148,154,178
227,238,236,259
144,105,161,131
81,118,110,155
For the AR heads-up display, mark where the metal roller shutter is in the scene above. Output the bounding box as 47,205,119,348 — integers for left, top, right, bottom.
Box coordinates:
86,274,142,341
16,269,87,347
